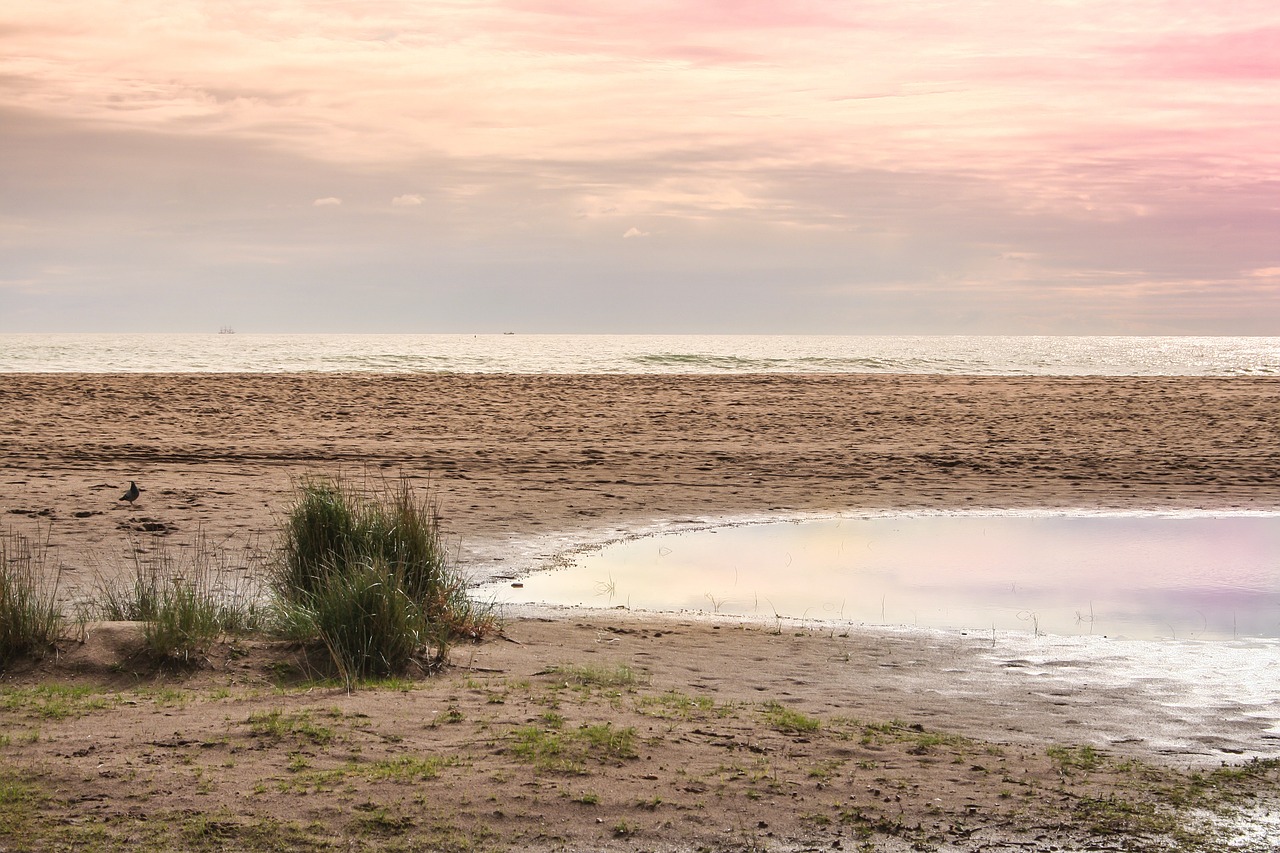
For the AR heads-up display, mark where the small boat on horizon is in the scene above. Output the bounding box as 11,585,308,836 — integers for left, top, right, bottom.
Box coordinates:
219,327,235,334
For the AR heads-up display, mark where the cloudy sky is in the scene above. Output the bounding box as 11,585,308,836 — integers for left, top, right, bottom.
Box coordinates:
4,1,1279,333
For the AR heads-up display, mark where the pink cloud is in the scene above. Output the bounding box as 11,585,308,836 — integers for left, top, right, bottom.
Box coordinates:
5,0,1280,337
1139,27,1280,79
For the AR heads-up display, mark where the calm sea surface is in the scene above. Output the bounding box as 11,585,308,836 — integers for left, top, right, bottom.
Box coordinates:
0,333,1277,374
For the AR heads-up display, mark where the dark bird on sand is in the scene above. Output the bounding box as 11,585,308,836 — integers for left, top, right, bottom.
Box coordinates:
120,481,140,504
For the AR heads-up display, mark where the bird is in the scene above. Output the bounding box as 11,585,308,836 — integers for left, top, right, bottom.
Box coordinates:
119,481,141,505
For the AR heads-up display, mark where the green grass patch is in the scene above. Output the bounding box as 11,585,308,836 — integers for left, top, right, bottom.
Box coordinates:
349,805,415,837
0,684,119,720
761,701,821,734
635,690,726,720
545,662,640,689
1073,793,1178,837
246,709,335,746
167,810,329,851
276,765,358,794
1048,744,1105,775
365,754,459,781
0,770,44,837
509,721,638,773
1209,756,1280,785
852,718,973,755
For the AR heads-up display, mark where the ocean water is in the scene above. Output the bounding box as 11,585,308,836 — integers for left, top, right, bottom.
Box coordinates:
0,332,1277,375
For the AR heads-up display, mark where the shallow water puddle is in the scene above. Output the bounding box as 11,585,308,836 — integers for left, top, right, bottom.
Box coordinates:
482,515,1280,640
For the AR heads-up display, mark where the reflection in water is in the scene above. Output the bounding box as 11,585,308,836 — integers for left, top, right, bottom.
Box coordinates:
480,516,1280,640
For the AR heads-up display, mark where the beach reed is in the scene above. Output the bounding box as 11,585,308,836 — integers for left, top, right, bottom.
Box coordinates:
273,475,494,683
0,529,62,665
92,533,268,662
141,577,223,663
295,557,430,682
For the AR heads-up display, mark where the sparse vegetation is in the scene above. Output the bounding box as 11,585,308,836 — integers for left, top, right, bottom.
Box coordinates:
762,700,821,734
1049,743,1105,775
0,684,119,720
0,630,1278,852
246,709,336,746
0,529,62,665
636,690,727,720
0,769,43,837
366,754,458,781
545,661,640,689
508,721,638,773
93,533,268,658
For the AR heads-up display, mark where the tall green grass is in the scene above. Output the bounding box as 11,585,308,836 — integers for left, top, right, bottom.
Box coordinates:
141,578,223,663
299,558,430,683
279,476,452,603
0,530,62,665
4,476,491,678
273,476,494,683
92,532,268,663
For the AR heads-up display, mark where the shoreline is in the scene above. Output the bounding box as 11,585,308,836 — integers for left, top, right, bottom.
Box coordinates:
479,518,1280,770
498,603,1280,761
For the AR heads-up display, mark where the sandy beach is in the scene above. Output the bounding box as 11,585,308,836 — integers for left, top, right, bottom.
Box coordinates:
5,373,1278,573
3,372,1280,850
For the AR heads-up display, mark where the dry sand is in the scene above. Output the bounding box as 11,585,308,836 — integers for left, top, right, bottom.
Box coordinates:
5,373,1277,573
2,372,1280,850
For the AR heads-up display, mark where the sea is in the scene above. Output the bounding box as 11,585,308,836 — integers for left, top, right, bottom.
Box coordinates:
0,333,1277,375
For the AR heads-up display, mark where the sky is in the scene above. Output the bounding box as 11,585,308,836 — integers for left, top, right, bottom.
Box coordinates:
3,1,1279,334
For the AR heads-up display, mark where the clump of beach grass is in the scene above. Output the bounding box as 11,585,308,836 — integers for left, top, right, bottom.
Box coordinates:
0,529,63,666
91,532,268,663
271,475,495,684
141,577,222,663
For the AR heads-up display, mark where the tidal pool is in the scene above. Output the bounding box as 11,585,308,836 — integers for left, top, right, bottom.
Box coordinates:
480,515,1280,640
